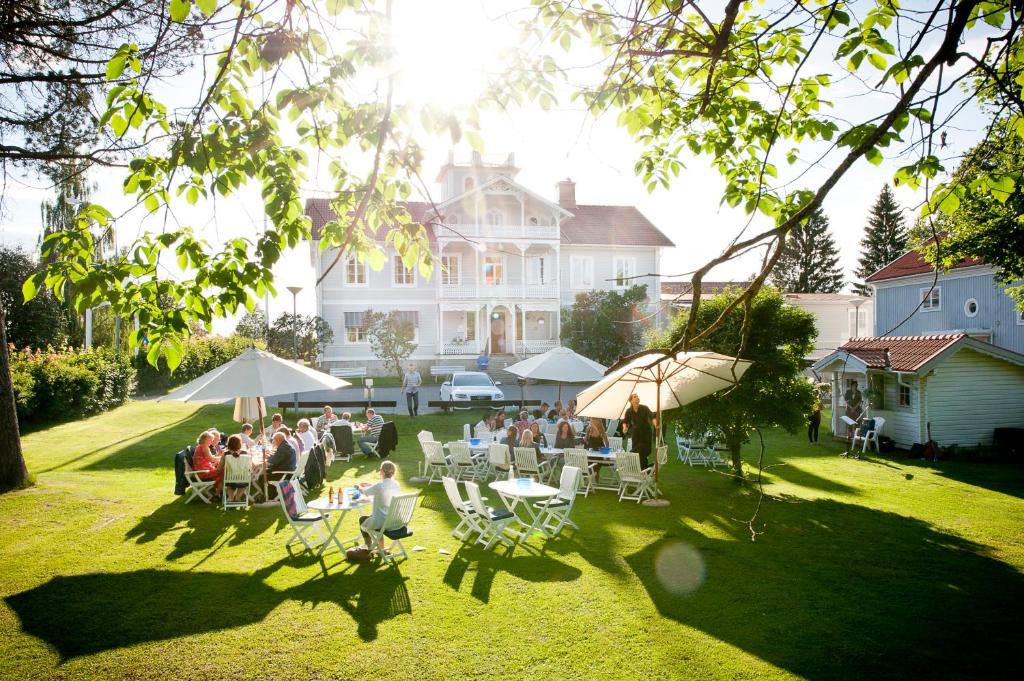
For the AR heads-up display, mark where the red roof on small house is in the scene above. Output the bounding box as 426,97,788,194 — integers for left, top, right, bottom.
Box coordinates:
839,334,967,371
865,242,984,283
661,281,751,299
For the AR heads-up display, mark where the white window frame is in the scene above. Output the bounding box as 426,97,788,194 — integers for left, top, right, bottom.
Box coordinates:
483,255,505,287
964,298,979,318
440,254,462,286
613,257,636,288
485,210,504,226
920,286,941,312
392,255,416,287
1016,308,1024,326
898,383,911,408
527,255,548,286
344,312,370,344
344,254,368,288
570,256,594,290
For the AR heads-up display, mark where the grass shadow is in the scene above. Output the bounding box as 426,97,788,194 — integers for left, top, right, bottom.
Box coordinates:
442,544,581,603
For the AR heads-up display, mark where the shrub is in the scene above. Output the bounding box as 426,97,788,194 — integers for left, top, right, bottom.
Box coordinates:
135,335,259,393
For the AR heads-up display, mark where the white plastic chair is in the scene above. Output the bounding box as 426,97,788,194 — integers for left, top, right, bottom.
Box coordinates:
608,436,624,452
514,447,553,483
676,431,705,465
465,481,515,550
851,417,886,455
421,441,450,484
487,443,511,480
463,423,472,441
615,451,654,503
562,448,597,496
361,492,419,565
533,465,581,536
183,459,215,504
448,441,482,481
442,476,482,541
272,479,329,553
221,454,253,510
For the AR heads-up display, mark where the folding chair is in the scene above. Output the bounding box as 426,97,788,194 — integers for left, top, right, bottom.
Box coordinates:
615,451,654,503
533,465,581,536
222,454,253,510
319,432,337,466
273,480,330,553
562,449,598,496
283,448,311,492
183,460,215,504
447,441,482,481
442,476,483,541
417,430,434,445
608,436,624,452
361,492,419,565
486,443,511,480
703,433,727,467
421,441,451,484
465,481,515,550
851,417,886,456
330,424,354,462
514,447,553,483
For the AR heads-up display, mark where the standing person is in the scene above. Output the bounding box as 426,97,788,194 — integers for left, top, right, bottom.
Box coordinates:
357,461,401,554
315,405,337,435
621,393,657,469
808,398,822,444
358,408,385,456
401,363,422,418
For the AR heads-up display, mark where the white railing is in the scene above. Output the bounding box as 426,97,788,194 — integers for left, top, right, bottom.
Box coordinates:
519,339,559,354
440,282,558,299
436,223,559,240
440,341,480,356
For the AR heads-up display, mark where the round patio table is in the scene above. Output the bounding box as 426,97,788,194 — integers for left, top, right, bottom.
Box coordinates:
488,479,558,543
307,493,372,557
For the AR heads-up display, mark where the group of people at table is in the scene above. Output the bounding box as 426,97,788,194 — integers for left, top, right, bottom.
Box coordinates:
189,406,387,501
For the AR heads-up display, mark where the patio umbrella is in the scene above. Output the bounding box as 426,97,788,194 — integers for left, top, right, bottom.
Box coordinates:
503,346,607,402
233,396,266,424
575,350,752,486
161,348,350,493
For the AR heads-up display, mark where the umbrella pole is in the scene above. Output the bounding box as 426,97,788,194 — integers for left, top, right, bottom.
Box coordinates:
258,399,268,500
558,382,562,403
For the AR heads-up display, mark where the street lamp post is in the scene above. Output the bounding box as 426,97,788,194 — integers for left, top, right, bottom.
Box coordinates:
286,285,303,412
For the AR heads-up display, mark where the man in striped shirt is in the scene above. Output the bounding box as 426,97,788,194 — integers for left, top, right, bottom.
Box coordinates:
358,408,385,456
401,363,422,418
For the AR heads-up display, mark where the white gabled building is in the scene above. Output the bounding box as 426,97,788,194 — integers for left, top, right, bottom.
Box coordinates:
305,152,674,372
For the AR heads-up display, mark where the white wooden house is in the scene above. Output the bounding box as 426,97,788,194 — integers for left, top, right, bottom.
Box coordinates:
305,152,674,371
813,333,1024,448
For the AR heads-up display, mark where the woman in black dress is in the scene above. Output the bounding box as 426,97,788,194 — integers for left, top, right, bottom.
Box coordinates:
622,393,657,469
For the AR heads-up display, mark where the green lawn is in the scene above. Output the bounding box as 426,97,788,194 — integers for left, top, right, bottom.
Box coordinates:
1,402,1022,679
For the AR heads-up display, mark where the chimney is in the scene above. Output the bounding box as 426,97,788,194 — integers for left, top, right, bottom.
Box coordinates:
556,178,576,210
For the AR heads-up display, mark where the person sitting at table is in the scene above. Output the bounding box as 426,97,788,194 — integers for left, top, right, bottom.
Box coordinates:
216,434,249,502
357,408,385,456
492,412,506,431
514,410,530,435
336,411,353,429
278,426,303,455
315,405,337,435
585,418,609,450
296,418,317,453
207,428,225,454
357,461,401,554
566,399,577,420
529,421,548,448
554,420,576,449
192,431,221,482
264,432,297,499
238,423,256,449
547,401,562,420
500,425,519,448
539,402,551,419
262,413,284,442
518,429,543,458
474,416,491,438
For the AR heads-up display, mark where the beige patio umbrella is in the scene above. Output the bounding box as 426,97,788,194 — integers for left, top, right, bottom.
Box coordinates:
233,396,266,425
575,350,752,486
503,346,607,402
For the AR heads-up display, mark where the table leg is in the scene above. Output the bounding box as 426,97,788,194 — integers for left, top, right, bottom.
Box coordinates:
316,509,348,557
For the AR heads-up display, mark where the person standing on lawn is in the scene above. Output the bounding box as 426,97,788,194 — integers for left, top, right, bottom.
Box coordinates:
621,393,657,469
808,398,822,444
401,363,422,418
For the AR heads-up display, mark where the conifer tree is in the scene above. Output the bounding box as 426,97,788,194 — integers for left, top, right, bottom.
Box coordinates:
770,207,844,293
853,185,908,295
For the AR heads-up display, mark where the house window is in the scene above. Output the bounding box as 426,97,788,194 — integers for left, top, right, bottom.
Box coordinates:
920,286,941,311
483,256,504,286
465,311,476,341
614,257,636,288
1018,308,1024,326
898,384,911,407
345,255,367,286
393,255,415,286
527,256,548,286
441,255,461,285
344,311,368,343
570,256,594,289
849,307,868,337
393,310,420,342
485,210,504,226
869,374,885,410
964,298,979,318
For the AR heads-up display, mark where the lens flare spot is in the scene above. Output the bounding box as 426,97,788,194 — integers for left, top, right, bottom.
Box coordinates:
654,542,706,596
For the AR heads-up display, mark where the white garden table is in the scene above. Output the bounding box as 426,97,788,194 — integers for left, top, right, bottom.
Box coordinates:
586,449,621,491
488,479,559,543
307,493,372,557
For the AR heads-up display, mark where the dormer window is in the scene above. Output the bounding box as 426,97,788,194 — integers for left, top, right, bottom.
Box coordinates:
485,210,503,225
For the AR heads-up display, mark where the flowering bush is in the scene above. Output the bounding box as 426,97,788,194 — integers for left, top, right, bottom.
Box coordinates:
134,335,259,393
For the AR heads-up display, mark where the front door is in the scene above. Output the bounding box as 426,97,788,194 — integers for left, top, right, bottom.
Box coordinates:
490,309,507,354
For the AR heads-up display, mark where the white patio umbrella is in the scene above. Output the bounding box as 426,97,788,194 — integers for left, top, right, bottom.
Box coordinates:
504,346,607,401
161,348,350,492
575,350,752,485
233,396,266,424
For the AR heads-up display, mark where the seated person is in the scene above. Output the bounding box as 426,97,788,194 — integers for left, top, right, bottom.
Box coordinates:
529,421,548,448
547,400,563,421
492,412,506,431
566,399,577,419
357,461,401,553
216,435,249,502
192,431,221,481
238,423,257,449
474,417,491,438
277,426,303,455
315,405,337,435
358,408,385,456
296,418,317,453
500,425,519,448
518,429,543,458
262,413,284,442
336,411,353,428
208,428,224,454
554,420,576,449
585,418,610,450
265,432,297,498
514,411,531,434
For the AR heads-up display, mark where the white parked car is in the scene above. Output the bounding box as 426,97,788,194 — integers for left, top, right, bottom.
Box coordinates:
440,372,504,410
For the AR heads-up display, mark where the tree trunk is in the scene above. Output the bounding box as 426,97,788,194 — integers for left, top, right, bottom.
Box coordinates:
0,308,29,493
726,434,745,481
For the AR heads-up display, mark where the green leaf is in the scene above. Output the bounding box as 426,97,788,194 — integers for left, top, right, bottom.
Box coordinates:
169,0,190,23
867,53,887,70
106,55,126,81
110,114,128,136
196,0,216,17
937,189,961,215
21,273,40,302
144,193,159,213
865,148,883,166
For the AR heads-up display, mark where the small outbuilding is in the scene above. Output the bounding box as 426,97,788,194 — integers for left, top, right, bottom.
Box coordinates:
813,333,1024,449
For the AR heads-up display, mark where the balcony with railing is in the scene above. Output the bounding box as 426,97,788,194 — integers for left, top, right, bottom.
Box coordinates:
436,222,559,241
440,281,558,299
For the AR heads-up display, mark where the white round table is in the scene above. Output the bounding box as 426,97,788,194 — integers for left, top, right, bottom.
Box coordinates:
307,494,372,557
488,479,559,542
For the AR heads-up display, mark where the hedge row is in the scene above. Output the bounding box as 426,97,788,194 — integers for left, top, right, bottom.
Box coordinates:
10,346,136,425
134,335,259,393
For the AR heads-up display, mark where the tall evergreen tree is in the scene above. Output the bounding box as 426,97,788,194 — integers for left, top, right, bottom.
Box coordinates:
770,207,844,293
854,184,908,295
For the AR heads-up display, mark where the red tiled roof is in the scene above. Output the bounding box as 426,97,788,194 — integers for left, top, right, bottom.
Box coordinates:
839,333,967,372
661,281,751,300
560,205,674,247
865,242,984,283
304,198,674,247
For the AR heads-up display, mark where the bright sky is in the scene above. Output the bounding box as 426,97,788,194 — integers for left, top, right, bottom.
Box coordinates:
0,0,990,333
